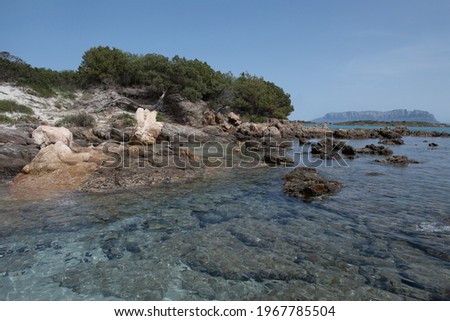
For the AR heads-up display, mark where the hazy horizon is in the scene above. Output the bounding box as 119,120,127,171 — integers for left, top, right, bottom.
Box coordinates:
2,0,450,122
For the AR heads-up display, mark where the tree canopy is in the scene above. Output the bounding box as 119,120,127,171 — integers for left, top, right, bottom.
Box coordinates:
0,47,294,120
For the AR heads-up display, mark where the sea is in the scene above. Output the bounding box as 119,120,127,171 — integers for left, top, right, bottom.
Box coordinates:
0,128,449,300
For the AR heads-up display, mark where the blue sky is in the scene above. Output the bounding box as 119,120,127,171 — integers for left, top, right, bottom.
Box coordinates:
2,0,450,122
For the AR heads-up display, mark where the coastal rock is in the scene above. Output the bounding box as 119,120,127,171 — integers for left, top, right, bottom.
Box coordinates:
92,126,112,140
236,122,264,139
0,143,39,178
203,111,217,125
262,126,282,139
0,128,39,178
110,127,133,142
374,155,419,166
332,128,373,139
283,167,342,200
375,127,403,140
264,153,294,166
70,127,104,146
159,122,211,142
22,141,94,174
133,108,163,145
357,144,393,156
341,144,357,156
12,141,109,197
215,112,225,124
0,127,35,145
310,139,345,160
378,138,405,145
227,112,242,126
32,125,73,147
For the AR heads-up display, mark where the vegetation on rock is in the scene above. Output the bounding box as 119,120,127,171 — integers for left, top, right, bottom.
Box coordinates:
56,112,96,127
1,47,294,121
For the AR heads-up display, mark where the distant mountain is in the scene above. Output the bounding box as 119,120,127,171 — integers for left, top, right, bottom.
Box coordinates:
312,109,439,123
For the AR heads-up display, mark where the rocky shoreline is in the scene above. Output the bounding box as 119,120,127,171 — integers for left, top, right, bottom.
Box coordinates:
1,87,449,200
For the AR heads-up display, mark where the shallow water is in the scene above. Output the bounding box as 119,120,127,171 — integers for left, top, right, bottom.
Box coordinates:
0,137,449,300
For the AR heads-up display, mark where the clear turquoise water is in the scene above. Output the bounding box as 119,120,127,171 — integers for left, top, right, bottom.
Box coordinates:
0,137,449,300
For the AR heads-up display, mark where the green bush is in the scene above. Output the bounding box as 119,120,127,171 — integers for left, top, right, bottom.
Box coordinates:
0,114,14,124
0,100,34,114
2,49,295,121
56,112,96,127
156,113,165,122
115,112,136,127
15,115,39,124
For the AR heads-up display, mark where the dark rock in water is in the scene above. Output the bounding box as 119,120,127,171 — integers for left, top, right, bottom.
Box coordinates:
283,167,342,200
125,242,141,254
264,154,294,166
374,155,419,166
310,139,345,160
428,143,439,147
341,144,357,156
357,144,393,156
379,138,405,145
365,172,385,176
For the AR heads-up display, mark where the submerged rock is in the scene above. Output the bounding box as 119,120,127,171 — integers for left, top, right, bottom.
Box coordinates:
374,155,419,166
264,153,294,166
283,167,342,200
310,139,346,160
378,138,405,145
357,144,394,156
341,144,357,156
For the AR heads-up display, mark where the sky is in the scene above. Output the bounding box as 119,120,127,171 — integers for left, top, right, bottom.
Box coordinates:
1,0,450,122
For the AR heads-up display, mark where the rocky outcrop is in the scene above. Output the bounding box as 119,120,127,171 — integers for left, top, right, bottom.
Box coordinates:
356,144,394,156
159,122,212,142
283,167,342,200
0,127,39,178
332,128,373,140
310,139,346,160
378,138,404,145
32,125,73,147
21,141,97,174
10,125,112,197
227,112,242,126
262,126,282,139
374,155,419,166
132,108,163,145
264,154,294,166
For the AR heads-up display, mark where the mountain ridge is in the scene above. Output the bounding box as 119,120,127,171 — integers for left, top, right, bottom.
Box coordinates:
312,109,439,123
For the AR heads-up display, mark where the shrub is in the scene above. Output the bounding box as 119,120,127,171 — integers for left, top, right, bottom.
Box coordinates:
56,112,96,127
0,114,14,124
156,113,165,122
15,115,39,124
0,100,34,114
114,112,136,127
